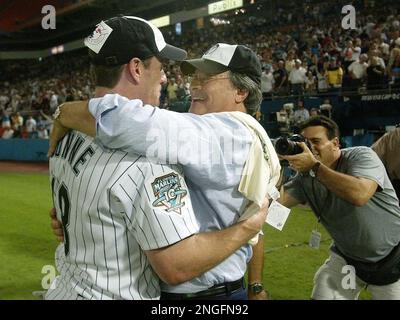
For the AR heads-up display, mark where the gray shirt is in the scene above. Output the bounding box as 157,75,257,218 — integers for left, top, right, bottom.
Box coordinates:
285,147,400,263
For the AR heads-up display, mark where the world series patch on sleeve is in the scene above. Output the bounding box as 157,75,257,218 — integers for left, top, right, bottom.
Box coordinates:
150,172,188,214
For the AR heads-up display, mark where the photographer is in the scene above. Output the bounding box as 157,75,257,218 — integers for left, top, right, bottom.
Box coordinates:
277,116,400,300
372,126,400,204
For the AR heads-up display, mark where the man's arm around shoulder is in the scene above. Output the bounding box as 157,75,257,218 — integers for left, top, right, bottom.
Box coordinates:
145,200,268,286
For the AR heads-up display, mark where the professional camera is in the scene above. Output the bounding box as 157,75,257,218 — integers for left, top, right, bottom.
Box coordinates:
274,134,311,155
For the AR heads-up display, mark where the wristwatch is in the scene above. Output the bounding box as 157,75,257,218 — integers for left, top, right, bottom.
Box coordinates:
309,161,321,178
248,283,264,295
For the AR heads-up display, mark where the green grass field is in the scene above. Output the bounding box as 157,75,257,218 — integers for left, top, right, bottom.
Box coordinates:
0,172,370,300
0,172,57,300
262,206,332,300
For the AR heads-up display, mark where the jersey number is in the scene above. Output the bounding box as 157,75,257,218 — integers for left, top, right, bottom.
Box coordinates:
52,179,70,256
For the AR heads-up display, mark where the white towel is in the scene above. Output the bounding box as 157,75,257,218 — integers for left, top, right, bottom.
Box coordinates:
229,112,281,245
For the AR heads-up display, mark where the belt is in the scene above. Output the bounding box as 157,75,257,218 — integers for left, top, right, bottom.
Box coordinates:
161,278,245,300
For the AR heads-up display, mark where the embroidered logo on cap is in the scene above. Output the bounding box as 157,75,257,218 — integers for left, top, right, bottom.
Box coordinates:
84,21,113,54
202,43,237,67
203,44,220,56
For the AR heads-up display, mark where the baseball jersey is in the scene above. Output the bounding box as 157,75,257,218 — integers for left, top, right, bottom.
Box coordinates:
45,130,199,300
88,94,262,293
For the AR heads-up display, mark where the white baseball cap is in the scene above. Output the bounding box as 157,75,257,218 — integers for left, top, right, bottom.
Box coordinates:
180,43,262,85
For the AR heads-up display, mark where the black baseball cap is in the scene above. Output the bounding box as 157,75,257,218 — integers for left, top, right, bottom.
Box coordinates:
180,43,262,85
85,16,187,66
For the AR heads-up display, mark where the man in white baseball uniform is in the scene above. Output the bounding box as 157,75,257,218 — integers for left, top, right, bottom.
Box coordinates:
49,41,281,300
45,16,268,300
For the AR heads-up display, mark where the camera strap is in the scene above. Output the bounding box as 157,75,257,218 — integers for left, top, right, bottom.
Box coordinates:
307,179,322,249
308,152,344,249
310,152,343,221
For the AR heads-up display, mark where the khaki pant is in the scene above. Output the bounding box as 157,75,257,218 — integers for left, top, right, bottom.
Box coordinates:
312,251,400,300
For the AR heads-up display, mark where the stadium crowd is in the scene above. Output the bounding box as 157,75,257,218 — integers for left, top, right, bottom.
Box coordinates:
1,0,400,139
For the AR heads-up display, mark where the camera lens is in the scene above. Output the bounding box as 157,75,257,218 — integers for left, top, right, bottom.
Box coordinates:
275,137,303,155
275,138,293,155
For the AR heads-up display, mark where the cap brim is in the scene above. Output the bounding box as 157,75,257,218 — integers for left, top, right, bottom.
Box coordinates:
158,44,187,61
180,59,228,75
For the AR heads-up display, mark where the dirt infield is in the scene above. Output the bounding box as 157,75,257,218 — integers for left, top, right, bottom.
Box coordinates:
0,161,49,174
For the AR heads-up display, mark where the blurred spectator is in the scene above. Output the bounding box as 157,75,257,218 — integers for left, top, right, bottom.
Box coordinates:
352,38,363,62
0,91,9,109
167,78,178,104
388,40,400,88
273,60,288,96
25,116,37,139
276,103,294,134
285,50,296,74
1,112,11,128
10,94,21,112
1,126,14,139
305,71,317,94
11,112,23,130
37,125,49,139
36,115,48,130
348,54,369,91
310,107,320,117
325,57,343,90
293,100,310,126
289,59,307,98
369,49,386,69
342,40,357,73
65,91,74,102
377,37,390,61
159,82,168,108
20,125,29,139
261,66,275,98
320,98,333,118
367,56,386,90
176,77,189,101
317,63,329,92
40,110,54,133
49,91,59,113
